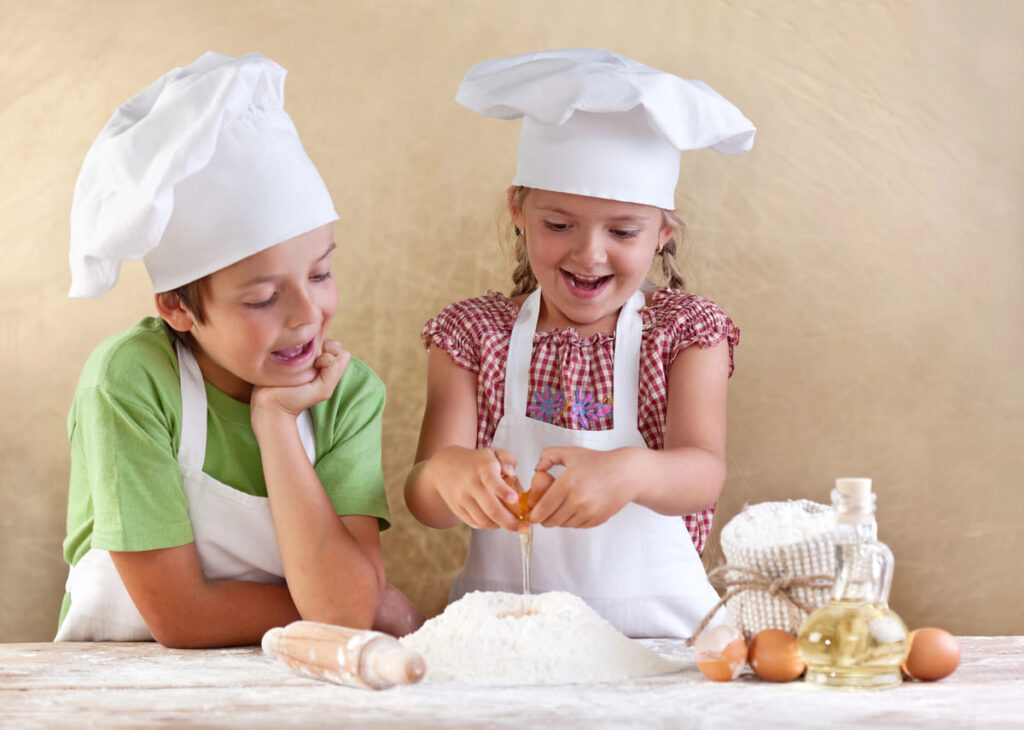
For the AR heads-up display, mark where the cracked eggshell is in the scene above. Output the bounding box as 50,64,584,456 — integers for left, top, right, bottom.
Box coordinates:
694,624,747,682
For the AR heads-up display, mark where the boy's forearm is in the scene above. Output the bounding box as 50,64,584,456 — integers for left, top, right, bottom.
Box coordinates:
627,446,726,516
150,580,300,648
254,411,382,627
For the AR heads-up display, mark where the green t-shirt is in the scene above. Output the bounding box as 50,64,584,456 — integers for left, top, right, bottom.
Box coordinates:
61,318,390,622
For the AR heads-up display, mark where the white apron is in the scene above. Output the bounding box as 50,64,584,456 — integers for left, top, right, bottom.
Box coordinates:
449,288,722,638
55,341,315,641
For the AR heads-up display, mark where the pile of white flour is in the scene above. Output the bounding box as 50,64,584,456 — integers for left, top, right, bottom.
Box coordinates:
400,591,679,685
721,499,836,548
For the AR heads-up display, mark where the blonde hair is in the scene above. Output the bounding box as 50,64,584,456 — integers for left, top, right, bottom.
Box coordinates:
505,186,689,297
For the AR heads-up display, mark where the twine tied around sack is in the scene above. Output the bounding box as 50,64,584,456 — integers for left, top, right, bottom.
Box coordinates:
685,565,834,645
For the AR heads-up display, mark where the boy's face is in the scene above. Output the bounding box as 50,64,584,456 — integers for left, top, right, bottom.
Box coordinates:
183,223,338,402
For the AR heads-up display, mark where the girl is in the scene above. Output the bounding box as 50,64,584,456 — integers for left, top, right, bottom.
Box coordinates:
405,49,755,638
59,52,422,647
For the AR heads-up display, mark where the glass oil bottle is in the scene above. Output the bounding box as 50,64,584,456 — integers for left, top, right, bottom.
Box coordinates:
797,478,909,690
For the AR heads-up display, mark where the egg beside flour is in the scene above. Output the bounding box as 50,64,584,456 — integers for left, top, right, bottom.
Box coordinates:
399,591,680,685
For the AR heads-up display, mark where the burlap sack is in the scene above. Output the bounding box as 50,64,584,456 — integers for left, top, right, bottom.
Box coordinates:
719,500,835,640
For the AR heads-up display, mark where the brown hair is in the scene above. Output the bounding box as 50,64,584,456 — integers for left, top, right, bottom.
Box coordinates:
158,278,208,350
171,278,207,324
505,186,689,297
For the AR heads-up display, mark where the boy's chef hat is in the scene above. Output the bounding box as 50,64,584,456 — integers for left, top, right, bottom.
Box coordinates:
455,49,755,209
69,51,338,298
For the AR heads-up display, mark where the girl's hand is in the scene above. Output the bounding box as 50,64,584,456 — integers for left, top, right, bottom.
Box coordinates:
425,446,521,531
527,446,641,528
251,340,350,421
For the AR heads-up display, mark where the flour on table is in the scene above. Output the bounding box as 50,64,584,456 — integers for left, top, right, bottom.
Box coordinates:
399,591,680,685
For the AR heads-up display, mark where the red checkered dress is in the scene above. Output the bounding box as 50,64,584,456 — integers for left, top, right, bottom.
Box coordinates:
421,288,740,555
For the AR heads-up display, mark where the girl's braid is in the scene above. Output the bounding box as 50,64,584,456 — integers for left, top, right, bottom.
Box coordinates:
658,210,688,291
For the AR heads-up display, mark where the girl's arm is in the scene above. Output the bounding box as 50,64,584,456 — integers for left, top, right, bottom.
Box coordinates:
404,346,520,531
636,336,729,513
527,340,730,527
250,341,384,628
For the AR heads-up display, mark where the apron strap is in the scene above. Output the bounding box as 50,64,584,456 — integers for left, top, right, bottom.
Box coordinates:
503,288,645,432
296,410,316,463
503,289,542,419
176,339,208,470
611,290,645,433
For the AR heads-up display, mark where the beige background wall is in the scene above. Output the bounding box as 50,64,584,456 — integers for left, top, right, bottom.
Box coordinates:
2,0,1021,642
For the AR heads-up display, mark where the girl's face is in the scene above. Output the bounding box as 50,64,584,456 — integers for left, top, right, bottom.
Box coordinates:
169,223,338,402
511,189,672,336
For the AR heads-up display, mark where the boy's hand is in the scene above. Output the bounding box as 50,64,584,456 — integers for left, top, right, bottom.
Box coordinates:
426,446,521,531
527,446,640,528
251,339,350,420
372,584,426,638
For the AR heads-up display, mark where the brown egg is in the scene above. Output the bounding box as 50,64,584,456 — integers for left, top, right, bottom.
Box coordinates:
694,625,747,682
902,628,960,681
747,629,806,682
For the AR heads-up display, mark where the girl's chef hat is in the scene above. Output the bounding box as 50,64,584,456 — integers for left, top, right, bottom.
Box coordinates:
456,49,755,210
69,51,338,298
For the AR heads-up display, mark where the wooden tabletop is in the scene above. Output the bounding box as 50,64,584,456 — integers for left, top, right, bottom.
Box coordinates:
2,637,1022,728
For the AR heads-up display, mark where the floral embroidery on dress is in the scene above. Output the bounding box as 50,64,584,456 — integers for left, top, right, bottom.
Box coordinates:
566,388,612,429
526,386,567,423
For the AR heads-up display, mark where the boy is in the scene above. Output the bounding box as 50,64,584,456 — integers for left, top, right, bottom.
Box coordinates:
58,52,421,647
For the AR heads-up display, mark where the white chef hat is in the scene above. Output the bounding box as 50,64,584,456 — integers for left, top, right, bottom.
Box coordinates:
69,51,338,298
455,49,755,209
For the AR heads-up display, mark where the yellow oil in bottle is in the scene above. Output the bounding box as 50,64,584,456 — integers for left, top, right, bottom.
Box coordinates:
798,599,908,690
797,478,909,690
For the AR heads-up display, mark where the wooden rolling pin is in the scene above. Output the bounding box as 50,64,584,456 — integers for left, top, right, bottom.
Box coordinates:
262,621,426,690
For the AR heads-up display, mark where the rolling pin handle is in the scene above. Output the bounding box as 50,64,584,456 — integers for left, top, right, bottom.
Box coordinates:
361,638,427,689
261,627,284,655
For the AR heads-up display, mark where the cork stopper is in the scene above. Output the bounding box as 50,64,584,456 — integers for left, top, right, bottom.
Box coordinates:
834,477,875,524
835,478,872,498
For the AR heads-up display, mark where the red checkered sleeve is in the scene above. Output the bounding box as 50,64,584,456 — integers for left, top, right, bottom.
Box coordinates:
421,289,739,555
